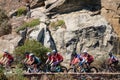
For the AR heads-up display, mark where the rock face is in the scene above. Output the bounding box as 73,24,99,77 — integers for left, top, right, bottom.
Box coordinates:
0,34,22,53
0,0,120,67
50,11,117,65
28,9,117,66
101,0,120,36
45,0,120,37
45,0,101,13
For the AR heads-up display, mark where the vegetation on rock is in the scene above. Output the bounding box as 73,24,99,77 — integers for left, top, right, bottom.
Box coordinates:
16,19,40,32
14,39,51,66
17,7,26,17
50,20,66,30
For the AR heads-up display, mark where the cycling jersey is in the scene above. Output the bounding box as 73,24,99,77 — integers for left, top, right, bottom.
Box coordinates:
51,53,63,66
83,53,94,65
109,55,118,62
71,54,85,65
3,53,14,66
51,53,63,62
3,53,14,60
26,54,29,59
30,56,41,64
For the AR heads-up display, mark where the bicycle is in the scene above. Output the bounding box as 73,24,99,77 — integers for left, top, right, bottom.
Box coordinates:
104,63,119,72
22,63,42,73
0,62,15,74
102,60,119,72
42,64,68,73
68,63,98,73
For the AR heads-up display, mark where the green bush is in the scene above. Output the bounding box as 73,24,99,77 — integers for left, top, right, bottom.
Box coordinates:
14,39,51,66
16,19,40,32
50,20,65,30
17,7,26,17
7,68,28,80
0,69,8,80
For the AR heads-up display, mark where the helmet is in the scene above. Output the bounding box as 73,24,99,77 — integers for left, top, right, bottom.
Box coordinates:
109,52,112,56
83,50,87,53
25,52,30,55
47,52,51,56
3,49,9,53
29,53,34,57
52,50,56,54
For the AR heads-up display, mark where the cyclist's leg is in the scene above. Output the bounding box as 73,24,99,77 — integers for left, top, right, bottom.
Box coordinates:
114,61,119,66
33,64,38,72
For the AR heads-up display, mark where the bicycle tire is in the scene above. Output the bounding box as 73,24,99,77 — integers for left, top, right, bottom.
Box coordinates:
60,66,68,73
89,67,98,73
68,68,76,73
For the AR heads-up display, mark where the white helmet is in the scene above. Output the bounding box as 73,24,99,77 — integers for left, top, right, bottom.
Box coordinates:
47,52,51,56
3,49,9,53
83,50,87,53
29,53,34,57
52,50,56,53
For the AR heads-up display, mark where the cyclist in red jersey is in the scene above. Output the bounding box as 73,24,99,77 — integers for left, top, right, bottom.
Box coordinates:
82,50,94,66
50,50,63,66
0,50,14,66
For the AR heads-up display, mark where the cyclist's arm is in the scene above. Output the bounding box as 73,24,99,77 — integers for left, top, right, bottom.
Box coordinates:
0,57,4,63
84,57,88,62
4,58,9,65
46,58,49,64
3,57,8,62
29,58,34,65
26,58,31,64
70,57,76,65
108,58,112,65
49,58,53,65
24,58,28,63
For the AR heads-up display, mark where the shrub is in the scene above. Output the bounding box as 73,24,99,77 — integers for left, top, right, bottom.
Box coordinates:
16,19,40,32
17,7,26,17
0,9,11,36
50,20,65,30
7,68,28,80
14,39,51,66
0,69,8,80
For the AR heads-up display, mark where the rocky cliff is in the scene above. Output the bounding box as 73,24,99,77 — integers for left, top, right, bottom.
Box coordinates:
0,0,120,66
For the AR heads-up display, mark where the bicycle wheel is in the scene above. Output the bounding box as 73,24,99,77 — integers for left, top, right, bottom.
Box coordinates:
60,66,67,73
108,66,117,72
67,68,76,73
42,64,51,72
89,67,98,73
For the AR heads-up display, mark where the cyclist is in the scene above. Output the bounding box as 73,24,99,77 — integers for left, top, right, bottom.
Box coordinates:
23,52,30,64
70,52,85,65
82,50,94,67
23,52,30,70
50,50,63,71
46,52,52,64
27,53,41,72
0,50,14,67
108,52,119,66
